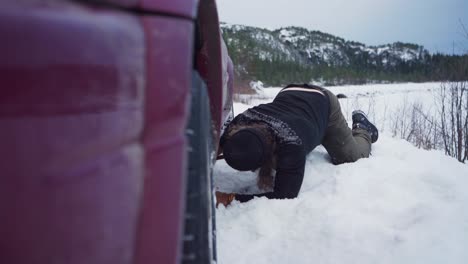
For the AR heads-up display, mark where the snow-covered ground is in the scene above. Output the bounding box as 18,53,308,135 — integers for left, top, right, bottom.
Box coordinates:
214,82,468,264
234,82,440,136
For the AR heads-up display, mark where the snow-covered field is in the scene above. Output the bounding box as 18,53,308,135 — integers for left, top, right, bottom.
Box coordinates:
234,82,440,136
214,82,468,264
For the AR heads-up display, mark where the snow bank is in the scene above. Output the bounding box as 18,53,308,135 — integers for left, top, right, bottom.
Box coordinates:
216,137,468,264
215,83,468,264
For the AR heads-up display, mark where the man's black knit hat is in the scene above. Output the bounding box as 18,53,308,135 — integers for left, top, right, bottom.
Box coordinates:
223,128,267,171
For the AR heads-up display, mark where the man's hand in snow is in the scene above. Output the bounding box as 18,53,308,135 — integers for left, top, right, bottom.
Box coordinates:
215,192,235,208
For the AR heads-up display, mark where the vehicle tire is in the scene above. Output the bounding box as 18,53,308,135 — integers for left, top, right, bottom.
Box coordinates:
182,71,217,264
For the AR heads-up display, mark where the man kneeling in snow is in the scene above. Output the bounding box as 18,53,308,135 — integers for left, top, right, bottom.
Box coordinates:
216,84,378,206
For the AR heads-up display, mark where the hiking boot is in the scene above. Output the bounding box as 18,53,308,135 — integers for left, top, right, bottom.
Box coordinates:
352,110,379,143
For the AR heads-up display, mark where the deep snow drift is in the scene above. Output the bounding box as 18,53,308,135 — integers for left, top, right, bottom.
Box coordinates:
214,83,468,264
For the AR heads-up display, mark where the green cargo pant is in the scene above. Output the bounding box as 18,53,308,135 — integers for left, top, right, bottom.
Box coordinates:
321,89,372,165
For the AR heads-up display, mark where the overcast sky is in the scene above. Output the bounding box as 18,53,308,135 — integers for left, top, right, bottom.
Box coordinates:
216,0,468,54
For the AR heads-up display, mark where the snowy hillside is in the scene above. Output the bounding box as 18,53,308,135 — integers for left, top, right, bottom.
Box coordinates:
221,23,303,64
222,23,428,67
276,26,427,67
221,23,468,87
214,83,468,264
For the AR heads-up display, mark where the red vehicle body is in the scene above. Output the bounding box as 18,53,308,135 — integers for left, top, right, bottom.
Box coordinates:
0,0,233,263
